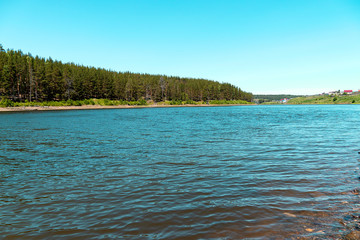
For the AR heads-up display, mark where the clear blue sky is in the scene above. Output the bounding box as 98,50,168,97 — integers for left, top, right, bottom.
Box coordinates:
1,0,359,95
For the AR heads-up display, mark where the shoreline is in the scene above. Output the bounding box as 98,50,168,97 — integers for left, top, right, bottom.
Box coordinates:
0,103,254,112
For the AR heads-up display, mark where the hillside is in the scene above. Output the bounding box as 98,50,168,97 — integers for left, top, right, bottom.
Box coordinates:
254,94,305,104
254,94,305,101
287,94,360,104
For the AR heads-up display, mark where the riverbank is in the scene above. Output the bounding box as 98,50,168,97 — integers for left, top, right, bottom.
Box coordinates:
287,94,360,104
0,103,254,112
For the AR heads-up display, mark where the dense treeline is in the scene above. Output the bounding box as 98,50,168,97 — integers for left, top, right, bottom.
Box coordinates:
0,45,252,103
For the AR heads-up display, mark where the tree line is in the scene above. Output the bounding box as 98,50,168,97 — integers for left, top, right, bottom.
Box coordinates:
254,94,304,102
0,45,253,103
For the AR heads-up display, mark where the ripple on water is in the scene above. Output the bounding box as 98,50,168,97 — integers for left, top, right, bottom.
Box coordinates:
1,105,360,238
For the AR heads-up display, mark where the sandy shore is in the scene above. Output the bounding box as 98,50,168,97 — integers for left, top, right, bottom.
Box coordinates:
0,104,254,112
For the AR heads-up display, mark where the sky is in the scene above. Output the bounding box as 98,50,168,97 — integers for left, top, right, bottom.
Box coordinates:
0,0,359,95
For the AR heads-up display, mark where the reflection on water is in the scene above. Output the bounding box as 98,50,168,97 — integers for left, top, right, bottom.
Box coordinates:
1,105,360,239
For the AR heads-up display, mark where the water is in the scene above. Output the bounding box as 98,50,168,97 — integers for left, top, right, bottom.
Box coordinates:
1,105,360,239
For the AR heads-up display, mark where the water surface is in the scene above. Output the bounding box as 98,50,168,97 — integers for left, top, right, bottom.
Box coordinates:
1,105,360,239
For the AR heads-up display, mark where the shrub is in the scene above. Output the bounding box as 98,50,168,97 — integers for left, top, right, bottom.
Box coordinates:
103,99,113,105
185,99,196,104
73,100,82,106
0,99,14,107
170,100,183,105
138,98,147,105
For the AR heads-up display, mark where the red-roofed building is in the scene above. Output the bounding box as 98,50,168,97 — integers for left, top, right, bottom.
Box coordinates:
344,90,353,94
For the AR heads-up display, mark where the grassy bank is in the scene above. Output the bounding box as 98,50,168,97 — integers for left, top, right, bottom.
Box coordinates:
0,98,253,108
287,94,360,104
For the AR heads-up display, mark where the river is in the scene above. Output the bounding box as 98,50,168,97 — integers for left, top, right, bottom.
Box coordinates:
1,105,360,239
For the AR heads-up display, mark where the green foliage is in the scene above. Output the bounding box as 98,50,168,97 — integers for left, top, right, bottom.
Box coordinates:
138,98,147,105
185,99,196,104
209,99,251,105
287,94,360,104
83,99,95,105
103,99,113,106
127,99,148,105
0,44,252,105
170,99,183,105
0,98,256,108
0,98,14,107
260,101,281,105
254,94,304,102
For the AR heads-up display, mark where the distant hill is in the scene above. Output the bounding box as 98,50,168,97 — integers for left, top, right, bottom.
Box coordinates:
254,94,305,103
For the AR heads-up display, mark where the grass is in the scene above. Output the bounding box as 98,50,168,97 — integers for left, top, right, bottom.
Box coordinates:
0,98,253,108
259,101,280,105
0,99,148,108
209,99,253,105
287,94,360,105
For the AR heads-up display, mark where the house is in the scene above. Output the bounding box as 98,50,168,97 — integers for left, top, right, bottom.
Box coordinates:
344,90,353,94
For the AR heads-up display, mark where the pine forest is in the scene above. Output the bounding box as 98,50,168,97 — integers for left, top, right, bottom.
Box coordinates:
0,45,253,105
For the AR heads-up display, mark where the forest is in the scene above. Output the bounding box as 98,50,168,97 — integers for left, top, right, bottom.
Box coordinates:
0,45,253,105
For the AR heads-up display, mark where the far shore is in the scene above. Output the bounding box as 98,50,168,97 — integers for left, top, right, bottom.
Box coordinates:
0,103,254,112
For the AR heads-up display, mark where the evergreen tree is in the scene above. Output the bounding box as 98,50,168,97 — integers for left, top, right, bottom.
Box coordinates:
0,44,253,103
